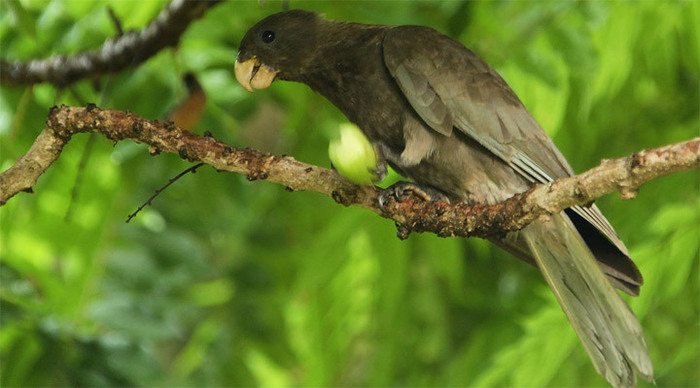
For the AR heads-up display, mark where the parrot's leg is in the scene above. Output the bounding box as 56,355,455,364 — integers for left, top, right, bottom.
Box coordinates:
369,143,389,182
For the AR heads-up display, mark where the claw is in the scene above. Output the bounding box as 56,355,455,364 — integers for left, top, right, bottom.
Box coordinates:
377,181,450,212
378,192,388,210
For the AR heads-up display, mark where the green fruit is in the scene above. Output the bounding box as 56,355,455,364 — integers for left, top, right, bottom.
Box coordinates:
328,123,378,185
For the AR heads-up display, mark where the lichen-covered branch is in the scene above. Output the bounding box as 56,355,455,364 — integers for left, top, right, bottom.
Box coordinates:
1,106,698,240
0,0,221,87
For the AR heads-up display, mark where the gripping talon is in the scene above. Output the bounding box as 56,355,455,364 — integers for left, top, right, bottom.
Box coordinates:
377,181,450,210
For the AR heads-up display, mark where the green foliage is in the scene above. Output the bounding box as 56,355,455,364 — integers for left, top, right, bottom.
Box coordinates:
1,1,698,386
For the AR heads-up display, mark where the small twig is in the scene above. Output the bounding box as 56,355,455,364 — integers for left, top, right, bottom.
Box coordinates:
64,133,96,222
67,86,88,105
63,86,90,222
9,87,34,139
125,162,205,223
106,6,124,37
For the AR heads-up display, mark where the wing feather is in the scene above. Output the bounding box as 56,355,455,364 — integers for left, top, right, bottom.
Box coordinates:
392,63,453,136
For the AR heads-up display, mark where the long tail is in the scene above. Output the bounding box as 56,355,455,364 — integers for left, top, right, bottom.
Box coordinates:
521,214,653,387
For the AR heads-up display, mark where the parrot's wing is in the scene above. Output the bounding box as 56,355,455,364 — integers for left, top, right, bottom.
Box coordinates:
383,27,571,181
523,215,653,386
382,26,642,292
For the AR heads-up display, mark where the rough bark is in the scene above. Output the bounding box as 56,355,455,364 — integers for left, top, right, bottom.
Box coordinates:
1,106,698,239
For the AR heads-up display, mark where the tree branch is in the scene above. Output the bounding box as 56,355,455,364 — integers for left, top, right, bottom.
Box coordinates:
0,0,221,87
1,106,698,240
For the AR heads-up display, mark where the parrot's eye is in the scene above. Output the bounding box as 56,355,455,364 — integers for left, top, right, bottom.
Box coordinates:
261,30,275,43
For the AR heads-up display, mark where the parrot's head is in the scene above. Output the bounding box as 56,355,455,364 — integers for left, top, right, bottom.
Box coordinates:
235,10,320,92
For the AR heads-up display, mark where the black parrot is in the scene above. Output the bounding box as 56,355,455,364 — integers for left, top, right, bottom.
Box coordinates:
235,10,653,386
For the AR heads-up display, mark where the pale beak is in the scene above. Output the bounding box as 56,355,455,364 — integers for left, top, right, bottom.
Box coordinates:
234,56,279,92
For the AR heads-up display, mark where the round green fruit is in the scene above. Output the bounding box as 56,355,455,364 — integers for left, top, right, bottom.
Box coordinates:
328,123,379,185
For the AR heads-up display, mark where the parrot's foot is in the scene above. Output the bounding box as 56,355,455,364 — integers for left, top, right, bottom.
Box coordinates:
378,181,450,209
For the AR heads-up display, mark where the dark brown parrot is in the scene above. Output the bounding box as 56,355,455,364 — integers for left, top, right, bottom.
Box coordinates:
235,10,653,386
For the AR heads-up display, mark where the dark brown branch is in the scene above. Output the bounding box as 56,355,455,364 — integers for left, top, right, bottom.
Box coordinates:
0,0,221,87
1,106,698,240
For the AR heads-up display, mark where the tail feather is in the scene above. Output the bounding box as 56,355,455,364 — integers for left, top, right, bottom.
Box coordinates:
522,214,653,387
565,208,643,296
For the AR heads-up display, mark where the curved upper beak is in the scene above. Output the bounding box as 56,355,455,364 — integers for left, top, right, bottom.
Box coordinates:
234,56,279,93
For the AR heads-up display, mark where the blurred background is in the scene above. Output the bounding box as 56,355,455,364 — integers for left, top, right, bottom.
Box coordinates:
1,1,698,386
